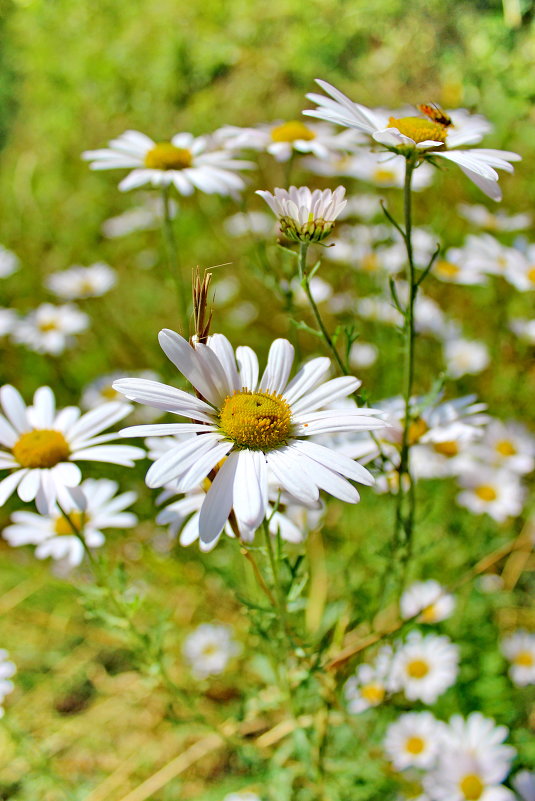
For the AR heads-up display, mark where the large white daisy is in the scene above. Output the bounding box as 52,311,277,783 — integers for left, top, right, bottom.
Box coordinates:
0,386,144,513
113,331,385,547
304,80,520,200
82,130,253,196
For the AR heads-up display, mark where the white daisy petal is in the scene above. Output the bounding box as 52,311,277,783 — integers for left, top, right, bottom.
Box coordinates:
175,440,233,493
158,329,223,406
259,338,295,395
198,452,240,545
283,357,331,405
291,376,361,414
236,346,259,389
266,447,319,505
0,386,30,433
233,450,268,530
0,469,27,505
146,433,223,488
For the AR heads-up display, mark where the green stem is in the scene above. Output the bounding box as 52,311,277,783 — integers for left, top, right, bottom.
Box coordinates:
161,186,189,332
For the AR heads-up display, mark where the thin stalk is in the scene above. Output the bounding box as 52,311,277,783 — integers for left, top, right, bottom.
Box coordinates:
161,186,189,332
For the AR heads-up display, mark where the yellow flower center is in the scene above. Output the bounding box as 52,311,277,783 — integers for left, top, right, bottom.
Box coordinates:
100,385,119,401
495,439,516,456
406,658,430,679
527,267,535,284
513,650,534,667
388,116,448,145
408,417,428,445
475,484,497,502
219,390,292,450
271,121,316,143
459,774,484,801
405,735,425,755
54,511,85,536
201,643,219,657
12,430,70,469
420,603,438,623
360,682,385,705
372,167,397,183
39,321,58,332
433,440,459,457
361,253,379,272
436,260,461,278
144,143,192,171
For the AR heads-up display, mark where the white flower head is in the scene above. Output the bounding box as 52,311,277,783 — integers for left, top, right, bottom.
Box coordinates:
501,631,535,686
307,149,435,190
457,203,531,232
0,246,19,278
391,631,459,704
473,419,535,475
12,303,89,355
440,712,516,768
0,649,16,717
400,580,455,623
444,339,490,379
256,185,346,243
82,130,253,197
3,478,137,568
304,80,520,200
0,309,18,338
513,771,535,801
113,331,385,547
183,623,240,678
456,467,526,522
82,371,163,423
384,711,446,770
46,263,116,300
510,318,535,345
344,645,394,714
223,793,262,801
425,752,515,801
0,385,144,514
349,342,378,369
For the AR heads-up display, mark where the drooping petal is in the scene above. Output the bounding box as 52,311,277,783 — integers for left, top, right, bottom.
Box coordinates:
158,329,223,406
198,452,239,546
232,450,268,531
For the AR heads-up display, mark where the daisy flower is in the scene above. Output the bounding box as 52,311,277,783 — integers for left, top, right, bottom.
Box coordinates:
256,185,347,243
223,793,262,801
113,331,384,547
182,623,240,678
390,631,459,704
455,468,526,522
383,711,445,770
12,303,89,355
82,371,163,423
3,478,137,568
0,650,16,717
0,245,19,278
513,771,535,801
45,263,116,300
503,244,535,292
349,342,378,369
0,309,18,338
344,646,394,714
304,149,435,191
102,194,178,238
0,385,143,513
400,580,455,624
443,338,490,379
304,80,520,200
432,247,489,285
473,420,535,475
425,752,515,801
440,713,516,768
509,318,535,345
82,130,253,196
501,631,535,686
457,203,531,232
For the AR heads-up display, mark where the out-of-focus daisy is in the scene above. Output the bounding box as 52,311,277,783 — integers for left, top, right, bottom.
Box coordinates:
433,247,489,285
344,646,394,714
339,194,382,221
503,244,535,292
114,331,384,547
391,631,459,704
0,385,143,513
224,210,275,238
509,318,535,345
501,631,535,686
82,371,163,423
45,263,116,300
256,186,346,243
473,420,535,475
425,752,515,801
102,194,178,238
305,149,435,190
304,80,520,200
3,478,137,568
223,793,262,801
0,650,15,717
215,119,358,162
443,338,490,379
384,712,445,770
0,309,17,338
356,296,404,326
0,245,19,278
461,234,525,278
82,130,253,196
182,623,240,678
291,275,333,306
12,303,89,355
458,204,531,232
513,771,535,801
456,468,525,522
400,580,455,624
349,342,378,369
440,713,516,767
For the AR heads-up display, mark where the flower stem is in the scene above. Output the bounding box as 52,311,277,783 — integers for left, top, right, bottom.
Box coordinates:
161,186,189,333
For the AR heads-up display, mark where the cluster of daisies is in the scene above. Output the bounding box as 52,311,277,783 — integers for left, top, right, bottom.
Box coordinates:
344,579,533,800
0,254,116,356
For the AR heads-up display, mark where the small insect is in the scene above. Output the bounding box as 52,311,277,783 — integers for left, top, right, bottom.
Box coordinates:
418,103,453,128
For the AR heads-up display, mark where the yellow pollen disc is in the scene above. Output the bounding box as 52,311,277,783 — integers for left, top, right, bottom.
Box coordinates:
436,260,461,278
361,253,379,272
408,417,428,445
373,167,397,183
513,650,534,667
54,511,85,536
100,385,119,400
405,735,425,755
39,321,58,332
388,116,448,145
201,643,219,656
12,429,70,469
433,440,459,457
360,683,385,705
144,143,192,171
271,121,316,143
459,774,484,801
406,659,430,679
420,603,437,623
527,267,535,284
496,439,516,456
475,484,497,502
219,390,292,451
